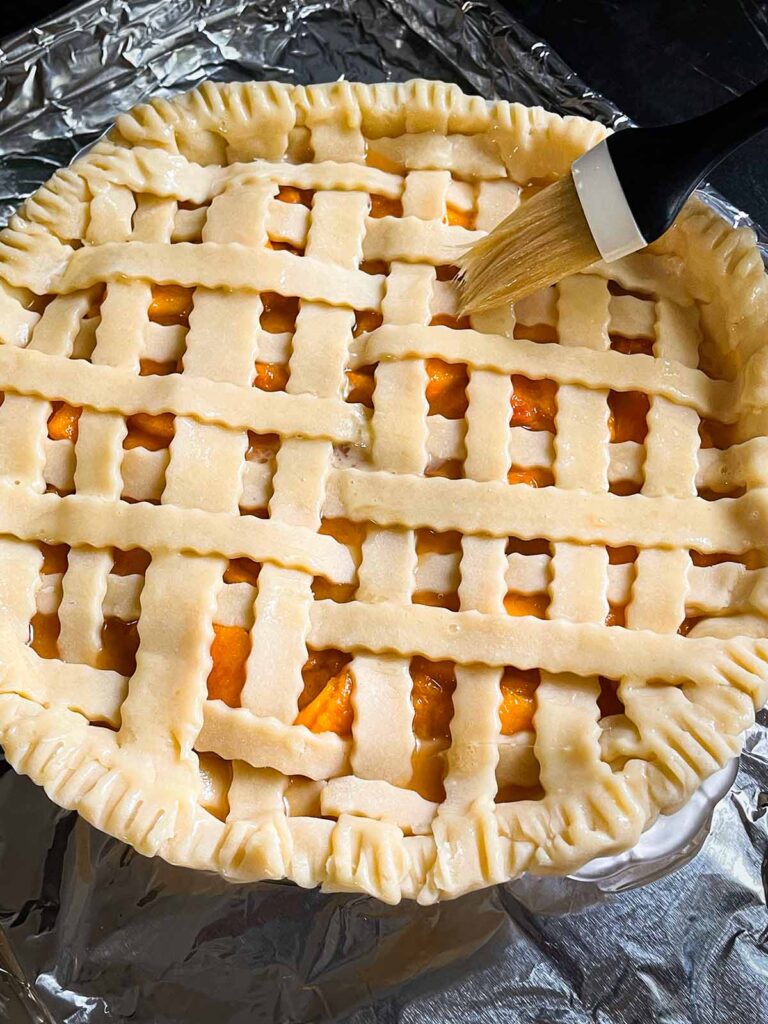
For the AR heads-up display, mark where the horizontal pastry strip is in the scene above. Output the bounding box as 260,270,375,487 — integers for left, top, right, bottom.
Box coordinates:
5,614,757,753
0,345,367,444
172,200,310,247
33,179,477,254
0,641,126,727
35,391,755,500
90,196,480,271
326,469,765,552
417,554,764,613
55,243,385,308
320,777,438,835
353,326,735,419
0,483,355,582
362,216,482,263
515,283,678,340
308,599,722,680
11,349,760,500
366,132,507,180
39,571,148,622
80,147,406,203
196,700,350,780
33,557,768,627
424,421,768,493
40,444,273,510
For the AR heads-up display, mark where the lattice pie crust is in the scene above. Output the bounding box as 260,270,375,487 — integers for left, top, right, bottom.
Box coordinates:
1,80,767,904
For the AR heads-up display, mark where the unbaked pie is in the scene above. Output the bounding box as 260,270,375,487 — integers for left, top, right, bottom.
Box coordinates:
1,80,767,903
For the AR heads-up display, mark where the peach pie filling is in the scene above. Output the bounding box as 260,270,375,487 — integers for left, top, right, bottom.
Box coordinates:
30,277,706,805
35,340,655,792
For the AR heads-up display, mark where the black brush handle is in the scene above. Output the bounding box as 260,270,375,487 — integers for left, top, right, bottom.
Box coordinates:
607,78,768,242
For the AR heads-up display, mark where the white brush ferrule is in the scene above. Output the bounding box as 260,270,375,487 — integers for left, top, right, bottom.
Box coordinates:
571,139,647,262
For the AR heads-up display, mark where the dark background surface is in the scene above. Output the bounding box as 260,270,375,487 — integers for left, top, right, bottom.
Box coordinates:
1,0,767,223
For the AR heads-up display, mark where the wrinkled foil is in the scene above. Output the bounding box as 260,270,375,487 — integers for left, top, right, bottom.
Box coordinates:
1,1,767,1021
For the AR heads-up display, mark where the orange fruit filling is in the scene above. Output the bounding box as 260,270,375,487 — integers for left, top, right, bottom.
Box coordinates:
312,580,359,603
370,194,403,218
504,592,548,618
411,657,456,741
223,558,261,586
415,528,462,555
410,742,448,803
413,532,462,609
353,310,383,336
267,240,304,255
48,402,81,442
276,185,313,206
294,648,354,734
112,548,151,575
33,293,654,748
254,362,289,392
312,519,364,603
608,391,649,443
28,608,139,677
98,618,139,676
246,432,280,461
83,285,105,320
299,649,351,704
691,551,743,568
412,590,460,611
445,205,474,229
29,612,60,659
50,400,186,453
140,358,181,376
678,617,703,636
260,292,299,333
430,313,471,330
149,284,194,325
610,480,641,497
499,668,538,734
40,542,69,574
21,291,54,314
610,335,654,356
513,322,559,343
346,364,376,406
426,358,469,418
606,605,626,627
507,466,554,488
360,259,388,276
365,150,403,175
206,624,251,707
510,376,557,431
318,517,367,549
425,459,463,479
608,545,637,565
123,412,175,450
507,537,550,556
283,652,538,746
295,666,355,735
29,536,543,788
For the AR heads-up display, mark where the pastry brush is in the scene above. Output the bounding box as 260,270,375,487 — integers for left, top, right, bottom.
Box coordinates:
458,80,768,313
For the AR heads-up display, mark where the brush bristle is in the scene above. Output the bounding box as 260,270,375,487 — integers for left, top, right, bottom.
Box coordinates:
457,175,601,314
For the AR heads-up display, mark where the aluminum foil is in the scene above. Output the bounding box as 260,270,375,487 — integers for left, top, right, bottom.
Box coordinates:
0,1,767,1021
